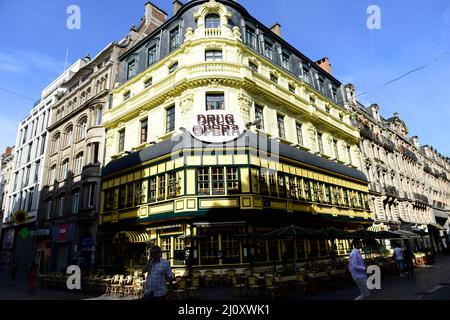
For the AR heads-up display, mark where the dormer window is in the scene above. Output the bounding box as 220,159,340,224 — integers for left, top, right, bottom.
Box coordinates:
264,41,274,60
282,53,290,71
205,14,220,29
127,59,137,80
169,27,180,52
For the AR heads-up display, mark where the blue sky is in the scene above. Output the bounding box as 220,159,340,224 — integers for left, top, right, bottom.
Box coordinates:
0,0,449,157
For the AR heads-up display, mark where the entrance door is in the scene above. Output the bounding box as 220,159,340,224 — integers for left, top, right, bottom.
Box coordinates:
55,244,68,272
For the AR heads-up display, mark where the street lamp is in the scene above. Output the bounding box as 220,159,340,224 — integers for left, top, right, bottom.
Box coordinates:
245,118,262,129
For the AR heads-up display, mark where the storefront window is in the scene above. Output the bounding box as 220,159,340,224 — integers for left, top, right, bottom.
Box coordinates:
173,237,186,265
225,167,239,194
212,167,225,195
304,179,312,201
104,189,114,211
200,234,219,265
160,237,171,261
221,234,240,264
253,240,267,263
167,171,179,198
343,189,349,207
296,239,306,259
135,180,144,205
269,173,277,196
278,173,286,198
325,185,332,204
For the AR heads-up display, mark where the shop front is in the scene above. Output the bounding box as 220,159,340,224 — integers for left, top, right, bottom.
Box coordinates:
98,131,372,273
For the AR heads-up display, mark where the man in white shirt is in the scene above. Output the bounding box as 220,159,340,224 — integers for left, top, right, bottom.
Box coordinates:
393,243,405,277
348,239,370,300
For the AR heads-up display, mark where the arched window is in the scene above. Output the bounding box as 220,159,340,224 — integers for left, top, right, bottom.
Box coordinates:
52,133,60,153
64,125,73,147
74,152,84,175
77,117,87,140
49,164,56,184
95,107,103,126
61,159,69,180
205,14,220,29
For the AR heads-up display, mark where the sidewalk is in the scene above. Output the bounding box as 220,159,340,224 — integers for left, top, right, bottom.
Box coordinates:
2,256,450,300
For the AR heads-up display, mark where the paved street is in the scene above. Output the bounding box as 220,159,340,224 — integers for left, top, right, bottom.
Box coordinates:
2,256,450,300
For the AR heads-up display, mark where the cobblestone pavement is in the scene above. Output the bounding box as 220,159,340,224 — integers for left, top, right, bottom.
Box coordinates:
2,255,450,300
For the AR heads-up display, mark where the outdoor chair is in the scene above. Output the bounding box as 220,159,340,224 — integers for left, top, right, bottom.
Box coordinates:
246,275,262,297
122,275,135,298
231,275,246,297
187,277,200,299
204,270,215,287
110,275,124,297
172,278,187,300
225,269,236,286
264,276,279,299
133,277,145,299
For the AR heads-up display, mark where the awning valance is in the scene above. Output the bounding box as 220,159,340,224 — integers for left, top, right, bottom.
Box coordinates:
428,223,447,231
367,225,388,232
114,231,150,243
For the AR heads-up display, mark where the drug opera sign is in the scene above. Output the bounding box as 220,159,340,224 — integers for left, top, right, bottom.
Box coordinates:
189,110,246,143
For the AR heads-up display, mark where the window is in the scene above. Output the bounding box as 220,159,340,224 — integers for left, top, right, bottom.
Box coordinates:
123,91,131,100
40,133,46,155
259,169,269,195
288,84,296,93
264,41,273,60
200,233,219,265
197,168,210,195
72,192,79,214
135,180,144,205
327,139,339,161
212,167,225,195
60,160,69,181
147,45,157,66
118,129,125,153
278,173,286,197
302,66,311,84
140,118,148,144
49,165,56,184
254,105,265,130
45,199,52,219
249,61,258,72
118,185,126,209
166,106,175,133
206,93,224,110
221,234,240,264
317,77,325,93
339,113,344,121
289,176,297,199
92,142,99,164
296,123,303,146
144,77,153,88
205,14,220,29
127,59,137,79
26,143,32,163
158,174,166,200
168,62,178,74
57,195,65,217
27,188,34,212
325,185,332,204
64,126,73,147
282,53,290,70
269,173,277,195
270,73,278,83
145,177,156,203
331,86,338,102
325,106,331,114
277,114,285,139
22,126,28,145
74,153,83,175
205,50,223,61
95,108,103,126
169,27,180,52
167,172,178,198
52,133,60,153
317,133,324,154
126,182,134,207
246,26,257,49
34,161,40,183
78,118,87,140
226,168,239,194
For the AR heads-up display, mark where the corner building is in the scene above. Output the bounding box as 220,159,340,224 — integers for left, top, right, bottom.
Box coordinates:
98,0,372,273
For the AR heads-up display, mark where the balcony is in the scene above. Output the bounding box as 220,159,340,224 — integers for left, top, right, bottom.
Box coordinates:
86,126,104,142
383,185,399,197
205,28,222,37
402,148,418,162
382,137,396,152
413,193,429,204
423,164,432,174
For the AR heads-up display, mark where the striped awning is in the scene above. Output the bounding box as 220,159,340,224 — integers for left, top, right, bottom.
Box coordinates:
114,231,151,243
367,225,387,232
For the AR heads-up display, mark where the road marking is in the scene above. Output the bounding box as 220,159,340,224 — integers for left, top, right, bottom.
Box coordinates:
426,285,444,293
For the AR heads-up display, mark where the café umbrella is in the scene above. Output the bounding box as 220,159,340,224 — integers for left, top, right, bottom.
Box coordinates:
262,225,324,262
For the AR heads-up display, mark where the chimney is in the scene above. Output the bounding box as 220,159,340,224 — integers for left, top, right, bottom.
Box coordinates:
270,23,281,37
316,57,332,75
173,0,183,15
145,2,168,28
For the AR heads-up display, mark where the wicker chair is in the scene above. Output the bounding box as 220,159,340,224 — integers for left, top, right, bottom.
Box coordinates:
122,275,135,298
204,270,215,287
246,275,262,297
110,275,124,297
172,278,187,300
187,277,200,299
264,276,279,299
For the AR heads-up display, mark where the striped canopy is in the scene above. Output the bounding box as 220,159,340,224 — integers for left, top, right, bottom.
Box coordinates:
114,231,151,243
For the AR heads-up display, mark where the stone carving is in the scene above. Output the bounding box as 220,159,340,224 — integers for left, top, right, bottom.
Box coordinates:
238,91,252,122
180,92,194,115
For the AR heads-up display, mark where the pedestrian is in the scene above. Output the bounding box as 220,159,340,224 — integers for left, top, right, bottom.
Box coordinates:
403,242,414,276
393,243,405,277
141,246,172,301
348,239,370,300
28,263,38,293
11,264,18,281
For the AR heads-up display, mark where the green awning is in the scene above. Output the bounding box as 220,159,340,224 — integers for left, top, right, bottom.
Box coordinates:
428,223,447,231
